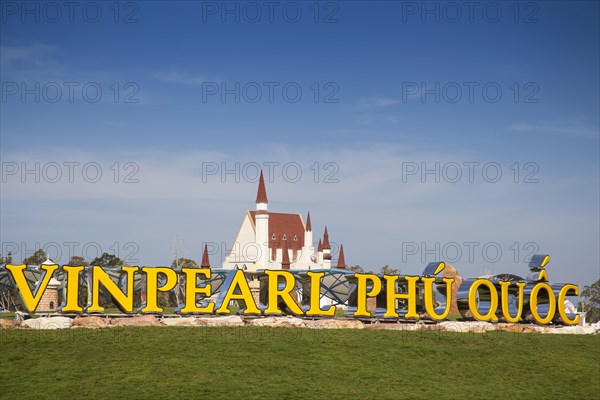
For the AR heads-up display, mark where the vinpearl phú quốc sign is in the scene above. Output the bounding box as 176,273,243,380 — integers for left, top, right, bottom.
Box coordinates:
3,254,580,325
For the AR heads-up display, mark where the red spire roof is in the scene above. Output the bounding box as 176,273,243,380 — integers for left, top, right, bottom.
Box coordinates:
256,170,268,203
336,244,346,269
281,238,290,270
306,212,312,231
201,244,210,268
323,226,331,250
317,239,323,252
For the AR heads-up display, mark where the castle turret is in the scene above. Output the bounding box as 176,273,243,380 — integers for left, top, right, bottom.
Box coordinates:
322,226,332,268
317,239,323,265
303,212,313,267
36,258,61,312
255,171,269,268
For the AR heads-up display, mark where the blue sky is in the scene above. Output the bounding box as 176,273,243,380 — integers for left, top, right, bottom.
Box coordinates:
1,1,598,287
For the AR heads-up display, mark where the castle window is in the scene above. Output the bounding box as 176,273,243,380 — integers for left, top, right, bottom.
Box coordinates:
293,235,297,241
49,301,54,310
271,234,275,240
283,234,287,240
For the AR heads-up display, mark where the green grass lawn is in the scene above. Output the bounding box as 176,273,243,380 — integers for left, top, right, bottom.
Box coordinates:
1,327,598,399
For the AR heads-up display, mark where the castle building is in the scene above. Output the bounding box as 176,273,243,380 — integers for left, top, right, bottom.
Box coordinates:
223,171,343,271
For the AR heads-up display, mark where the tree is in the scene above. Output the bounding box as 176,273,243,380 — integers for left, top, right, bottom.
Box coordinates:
90,253,123,268
67,256,89,267
579,279,600,323
349,265,364,273
168,237,194,307
0,255,3,264
380,265,400,275
23,249,47,265
5,252,12,264
170,258,198,269
0,286,18,311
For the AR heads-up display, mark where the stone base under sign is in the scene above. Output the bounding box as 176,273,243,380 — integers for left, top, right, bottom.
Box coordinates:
1,315,598,334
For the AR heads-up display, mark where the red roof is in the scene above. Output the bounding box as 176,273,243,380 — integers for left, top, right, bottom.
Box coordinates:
201,244,210,268
249,211,305,249
306,212,312,231
323,226,331,250
256,171,268,203
336,244,346,269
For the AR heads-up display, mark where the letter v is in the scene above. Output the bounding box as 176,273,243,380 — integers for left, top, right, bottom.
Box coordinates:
6,264,59,312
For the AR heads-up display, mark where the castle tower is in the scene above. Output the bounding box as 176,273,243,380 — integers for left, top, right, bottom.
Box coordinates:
255,171,270,268
336,244,346,270
322,226,332,269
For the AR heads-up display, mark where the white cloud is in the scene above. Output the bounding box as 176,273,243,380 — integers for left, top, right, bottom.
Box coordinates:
153,70,211,86
356,96,400,110
0,43,56,65
509,122,599,139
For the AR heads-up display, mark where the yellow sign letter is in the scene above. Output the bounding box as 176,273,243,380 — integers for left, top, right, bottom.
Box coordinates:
6,264,59,313
305,271,336,316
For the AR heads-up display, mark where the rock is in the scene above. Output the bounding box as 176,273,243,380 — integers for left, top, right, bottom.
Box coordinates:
161,317,199,327
196,315,245,327
495,323,598,335
496,323,539,334
442,263,463,315
543,325,597,335
22,316,73,330
439,321,495,333
0,319,14,329
247,316,305,328
246,317,278,327
365,322,418,331
110,315,160,327
304,319,364,330
276,316,306,327
72,316,109,328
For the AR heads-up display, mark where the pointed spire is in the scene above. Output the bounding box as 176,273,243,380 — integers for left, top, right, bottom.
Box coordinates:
323,226,331,249
281,237,290,270
306,212,312,231
336,244,346,270
256,170,268,203
317,238,323,252
201,244,210,268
